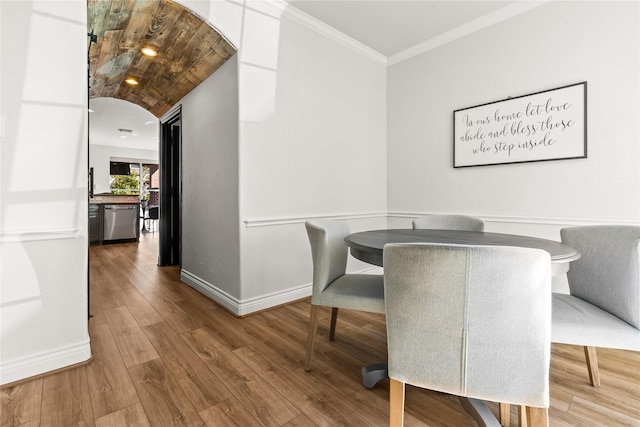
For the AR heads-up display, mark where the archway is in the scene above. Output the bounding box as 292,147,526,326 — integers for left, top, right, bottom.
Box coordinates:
87,0,235,117
87,0,237,267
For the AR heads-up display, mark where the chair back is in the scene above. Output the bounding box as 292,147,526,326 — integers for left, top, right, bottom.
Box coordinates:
384,243,551,407
412,214,484,231
148,206,159,219
305,220,349,299
561,226,640,329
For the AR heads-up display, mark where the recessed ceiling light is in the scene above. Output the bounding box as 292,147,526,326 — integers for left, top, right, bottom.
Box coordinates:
125,78,139,85
141,47,158,57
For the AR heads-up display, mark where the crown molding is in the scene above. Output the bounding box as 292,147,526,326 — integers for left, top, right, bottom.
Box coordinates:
388,1,550,65
263,0,548,67
256,0,387,66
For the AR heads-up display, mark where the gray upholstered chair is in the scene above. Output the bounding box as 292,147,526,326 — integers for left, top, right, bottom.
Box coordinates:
412,214,485,231
552,225,640,387
384,243,552,427
304,219,385,371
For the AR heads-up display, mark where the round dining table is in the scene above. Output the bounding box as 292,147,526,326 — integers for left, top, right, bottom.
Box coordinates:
343,228,580,427
345,228,580,276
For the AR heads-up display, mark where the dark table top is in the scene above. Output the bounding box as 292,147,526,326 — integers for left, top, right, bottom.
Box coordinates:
344,229,580,267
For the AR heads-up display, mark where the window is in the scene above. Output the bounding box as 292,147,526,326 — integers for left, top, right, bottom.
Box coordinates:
109,161,159,200
110,162,140,195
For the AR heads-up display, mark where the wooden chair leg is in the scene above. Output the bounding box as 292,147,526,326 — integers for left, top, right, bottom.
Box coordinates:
499,403,510,427
519,405,527,427
524,406,548,427
304,305,319,371
584,346,601,387
389,378,405,427
329,307,339,341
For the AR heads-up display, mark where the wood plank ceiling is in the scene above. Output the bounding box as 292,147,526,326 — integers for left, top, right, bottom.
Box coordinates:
88,0,236,117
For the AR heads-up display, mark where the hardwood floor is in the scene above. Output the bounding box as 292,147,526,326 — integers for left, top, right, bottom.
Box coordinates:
2,233,639,426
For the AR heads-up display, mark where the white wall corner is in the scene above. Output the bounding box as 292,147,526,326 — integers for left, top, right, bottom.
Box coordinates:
260,0,387,66
388,0,550,65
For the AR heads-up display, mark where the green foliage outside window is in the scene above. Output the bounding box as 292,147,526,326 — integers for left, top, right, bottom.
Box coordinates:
110,168,140,195
109,163,152,196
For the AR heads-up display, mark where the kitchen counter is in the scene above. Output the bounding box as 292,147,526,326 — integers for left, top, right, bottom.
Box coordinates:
90,194,140,204
89,195,140,243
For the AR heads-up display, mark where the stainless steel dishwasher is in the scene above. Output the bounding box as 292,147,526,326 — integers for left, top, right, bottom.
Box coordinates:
103,204,139,241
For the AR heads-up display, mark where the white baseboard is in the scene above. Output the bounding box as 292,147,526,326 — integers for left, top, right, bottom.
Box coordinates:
180,269,312,316
0,338,91,386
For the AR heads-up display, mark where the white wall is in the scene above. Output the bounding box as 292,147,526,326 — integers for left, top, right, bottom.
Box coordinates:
388,0,639,228
176,0,388,314
89,145,158,194
179,0,383,313
0,1,90,385
181,0,629,312
387,1,639,292
4,0,635,384
179,56,242,311
238,5,387,308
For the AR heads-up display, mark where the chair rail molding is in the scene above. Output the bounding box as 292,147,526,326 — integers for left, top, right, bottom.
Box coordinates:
0,228,81,243
244,212,639,229
387,212,640,227
243,212,387,228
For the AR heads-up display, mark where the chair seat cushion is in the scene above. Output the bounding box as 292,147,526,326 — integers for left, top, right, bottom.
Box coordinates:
552,293,640,350
313,273,385,314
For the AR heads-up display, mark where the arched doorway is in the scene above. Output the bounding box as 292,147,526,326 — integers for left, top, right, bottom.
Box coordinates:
87,0,236,266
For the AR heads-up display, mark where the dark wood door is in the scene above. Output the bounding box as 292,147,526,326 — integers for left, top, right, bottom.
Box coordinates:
158,106,182,266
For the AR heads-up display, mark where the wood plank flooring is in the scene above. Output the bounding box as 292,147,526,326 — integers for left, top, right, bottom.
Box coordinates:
2,232,639,426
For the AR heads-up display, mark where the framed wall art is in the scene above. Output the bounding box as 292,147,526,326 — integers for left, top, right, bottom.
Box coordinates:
453,81,587,168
